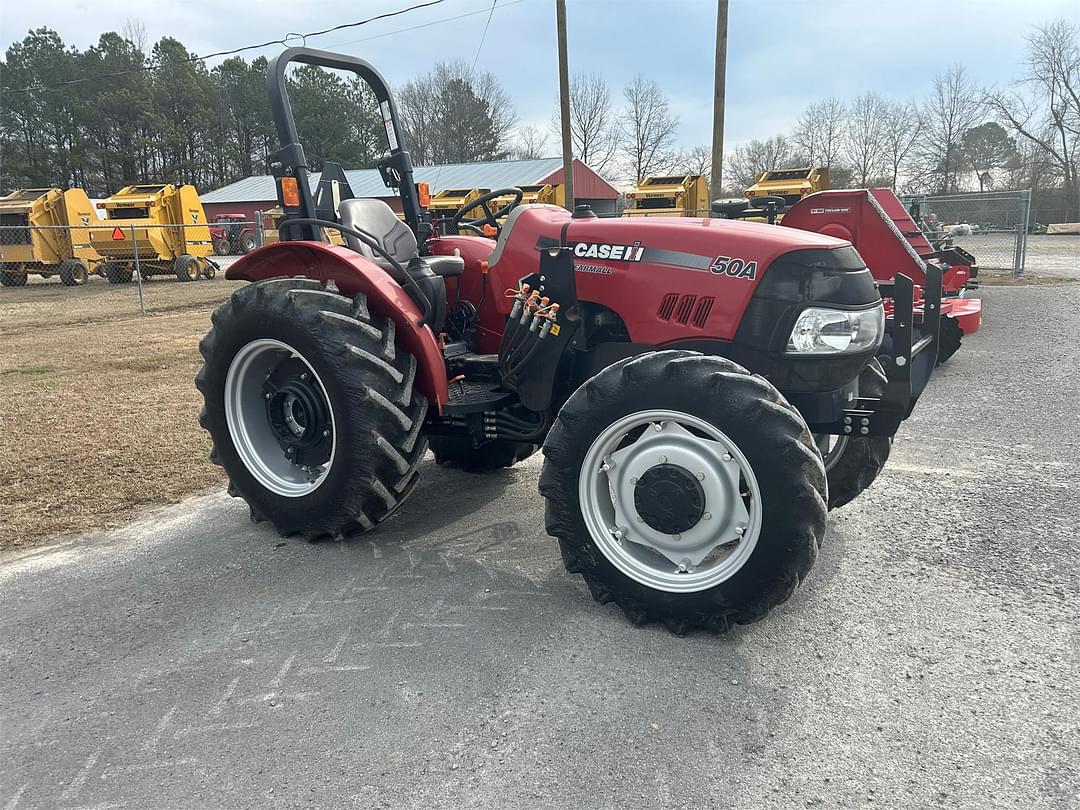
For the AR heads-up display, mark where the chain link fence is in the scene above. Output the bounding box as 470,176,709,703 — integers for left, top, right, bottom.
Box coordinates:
899,190,1032,274
0,218,272,313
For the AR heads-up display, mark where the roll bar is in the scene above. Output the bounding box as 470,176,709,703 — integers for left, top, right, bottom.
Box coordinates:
265,47,423,240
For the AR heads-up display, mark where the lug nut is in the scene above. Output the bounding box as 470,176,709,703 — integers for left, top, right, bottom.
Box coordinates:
844,416,852,425
629,477,638,485
860,427,869,435
265,393,271,400
658,455,667,464
735,525,745,536
696,472,705,481
672,533,681,541
703,512,712,521
300,372,308,380
322,429,330,437
723,453,733,462
843,426,853,434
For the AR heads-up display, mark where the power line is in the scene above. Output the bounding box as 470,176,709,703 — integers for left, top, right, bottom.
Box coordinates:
471,0,499,72
5,0,447,95
324,0,525,51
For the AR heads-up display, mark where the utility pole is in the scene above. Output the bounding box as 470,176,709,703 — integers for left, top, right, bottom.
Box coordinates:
556,0,575,211
710,0,729,209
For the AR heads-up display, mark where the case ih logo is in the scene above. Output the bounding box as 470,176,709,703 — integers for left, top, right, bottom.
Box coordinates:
810,207,851,214
573,241,645,262
710,255,758,280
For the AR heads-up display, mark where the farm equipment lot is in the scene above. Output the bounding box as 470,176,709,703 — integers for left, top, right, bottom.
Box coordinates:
1,274,1078,807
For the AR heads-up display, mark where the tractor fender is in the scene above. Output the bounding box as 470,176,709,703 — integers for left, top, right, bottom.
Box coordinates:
225,241,449,412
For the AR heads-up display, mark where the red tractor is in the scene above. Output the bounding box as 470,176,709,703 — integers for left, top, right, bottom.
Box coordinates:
196,49,941,634
210,213,259,256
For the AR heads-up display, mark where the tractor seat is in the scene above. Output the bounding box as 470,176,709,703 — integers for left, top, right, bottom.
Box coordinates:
710,198,750,217
338,198,464,279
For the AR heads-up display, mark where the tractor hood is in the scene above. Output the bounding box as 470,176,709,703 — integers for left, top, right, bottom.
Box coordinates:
489,205,876,353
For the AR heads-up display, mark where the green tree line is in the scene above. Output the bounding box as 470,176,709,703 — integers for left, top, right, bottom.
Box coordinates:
0,28,514,196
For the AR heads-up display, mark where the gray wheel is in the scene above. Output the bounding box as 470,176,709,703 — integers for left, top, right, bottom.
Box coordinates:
578,410,761,593
540,350,827,634
225,338,337,497
196,278,429,540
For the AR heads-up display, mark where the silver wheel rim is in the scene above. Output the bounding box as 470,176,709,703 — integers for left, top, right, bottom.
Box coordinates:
577,409,762,593
814,434,850,473
224,338,336,497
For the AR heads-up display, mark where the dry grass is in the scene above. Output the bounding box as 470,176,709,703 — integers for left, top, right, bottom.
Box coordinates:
0,277,246,548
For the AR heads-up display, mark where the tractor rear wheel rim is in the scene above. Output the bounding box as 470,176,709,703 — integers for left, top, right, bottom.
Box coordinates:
578,409,762,593
225,339,336,497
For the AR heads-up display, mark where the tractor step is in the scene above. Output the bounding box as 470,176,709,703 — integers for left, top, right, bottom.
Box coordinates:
444,378,516,415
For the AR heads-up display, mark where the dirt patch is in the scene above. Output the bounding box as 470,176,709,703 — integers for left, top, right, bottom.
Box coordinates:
976,272,1079,286
0,277,246,548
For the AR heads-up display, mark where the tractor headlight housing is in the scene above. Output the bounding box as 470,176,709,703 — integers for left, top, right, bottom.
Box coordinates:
786,304,884,355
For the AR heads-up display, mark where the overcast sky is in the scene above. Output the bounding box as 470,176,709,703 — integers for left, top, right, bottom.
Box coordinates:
3,0,1078,153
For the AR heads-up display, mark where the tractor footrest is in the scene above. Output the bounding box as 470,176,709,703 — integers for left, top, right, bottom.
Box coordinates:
444,379,516,416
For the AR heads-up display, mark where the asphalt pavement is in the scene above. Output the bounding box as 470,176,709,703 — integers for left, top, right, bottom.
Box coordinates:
2,284,1078,809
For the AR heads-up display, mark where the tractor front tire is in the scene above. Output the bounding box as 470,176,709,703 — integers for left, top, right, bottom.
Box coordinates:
59,259,88,287
936,316,963,365
213,238,231,256
196,277,428,540
540,350,827,635
240,234,258,254
0,268,27,287
816,358,893,511
429,437,537,472
103,262,133,284
175,254,199,282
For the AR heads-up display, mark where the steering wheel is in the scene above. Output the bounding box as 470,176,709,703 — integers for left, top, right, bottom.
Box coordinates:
452,187,524,236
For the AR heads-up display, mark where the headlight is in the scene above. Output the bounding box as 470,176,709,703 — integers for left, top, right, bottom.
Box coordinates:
786,304,884,354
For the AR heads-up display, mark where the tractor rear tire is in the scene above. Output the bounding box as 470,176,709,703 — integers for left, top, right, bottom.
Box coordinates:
59,259,88,287
213,238,231,256
0,268,27,287
196,277,428,540
175,254,199,282
429,437,537,472
539,350,827,635
816,358,893,510
936,316,963,365
103,262,133,284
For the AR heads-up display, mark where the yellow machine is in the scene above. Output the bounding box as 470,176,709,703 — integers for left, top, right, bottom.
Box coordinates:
624,175,710,218
261,207,345,247
0,188,100,287
490,184,565,217
90,183,215,283
745,167,830,208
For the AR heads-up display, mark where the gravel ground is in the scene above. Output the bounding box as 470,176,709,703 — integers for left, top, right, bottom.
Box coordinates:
2,283,1078,809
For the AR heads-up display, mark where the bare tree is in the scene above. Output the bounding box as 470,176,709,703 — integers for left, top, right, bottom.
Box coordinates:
880,100,922,190
725,135,793,190
554,72,619,174
397,61,517,165
918,64,981,193
511,125,550,160
844,92,889,187
793,98,846,168
983,18,1079,218
122,19,148,53
675,145,712,177
618,75,679,181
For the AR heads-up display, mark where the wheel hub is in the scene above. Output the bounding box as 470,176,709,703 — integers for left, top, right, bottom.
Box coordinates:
264,357,332,467
633,464,705,534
